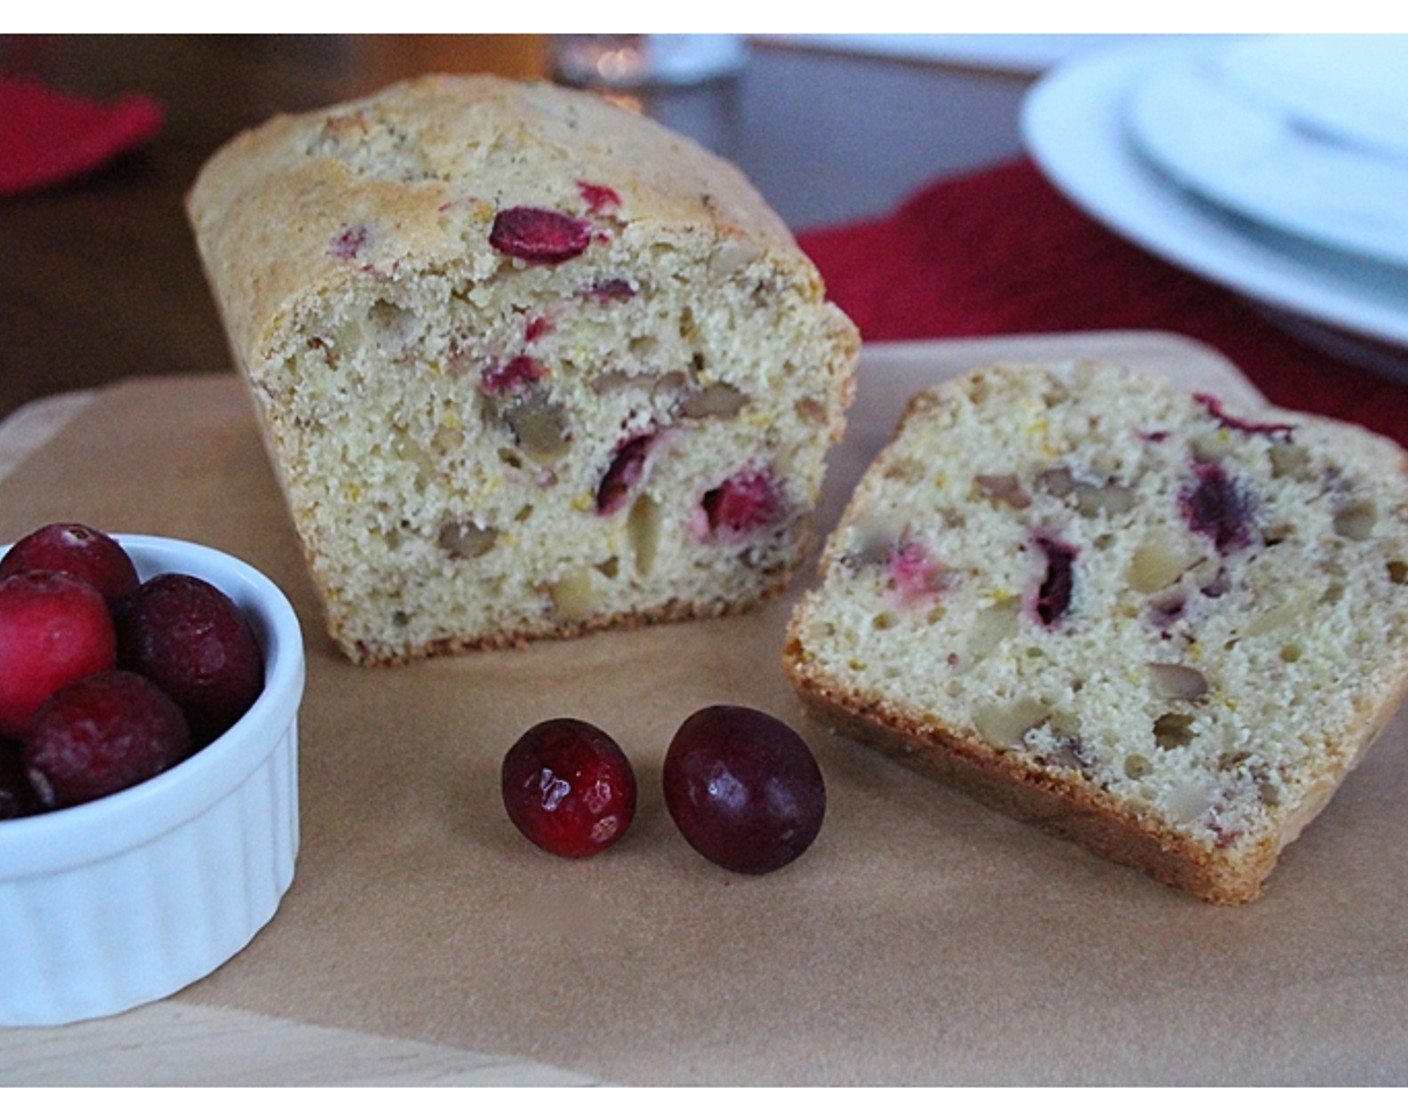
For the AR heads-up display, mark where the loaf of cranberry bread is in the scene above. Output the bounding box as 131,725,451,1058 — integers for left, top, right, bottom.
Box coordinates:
785,361,1408,903
187,74,858,664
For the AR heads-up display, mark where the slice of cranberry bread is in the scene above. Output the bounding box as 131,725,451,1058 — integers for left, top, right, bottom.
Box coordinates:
784,361,1408,903
187,74,858,664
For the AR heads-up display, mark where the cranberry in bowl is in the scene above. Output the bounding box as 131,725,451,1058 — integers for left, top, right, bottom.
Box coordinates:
0,534,304,1026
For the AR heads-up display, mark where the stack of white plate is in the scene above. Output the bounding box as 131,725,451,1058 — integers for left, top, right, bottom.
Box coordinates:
1021,35,1408,372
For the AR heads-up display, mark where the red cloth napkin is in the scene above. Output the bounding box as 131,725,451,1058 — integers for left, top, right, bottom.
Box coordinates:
0,74,163,195
798,158,1408,450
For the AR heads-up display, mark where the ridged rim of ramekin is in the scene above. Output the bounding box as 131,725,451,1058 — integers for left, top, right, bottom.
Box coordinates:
0,535,304,876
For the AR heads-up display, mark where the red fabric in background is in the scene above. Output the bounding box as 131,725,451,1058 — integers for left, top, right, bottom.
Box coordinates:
0,75,163,195
798,158,1408,450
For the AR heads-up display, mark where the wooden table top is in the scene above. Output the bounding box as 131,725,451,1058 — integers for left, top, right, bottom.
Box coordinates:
0,34,1036,423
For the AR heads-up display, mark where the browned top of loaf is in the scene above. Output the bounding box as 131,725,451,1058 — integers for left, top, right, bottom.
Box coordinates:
186,73,811,371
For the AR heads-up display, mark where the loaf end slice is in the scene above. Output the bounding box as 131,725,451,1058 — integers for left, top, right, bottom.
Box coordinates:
784,362,1408,902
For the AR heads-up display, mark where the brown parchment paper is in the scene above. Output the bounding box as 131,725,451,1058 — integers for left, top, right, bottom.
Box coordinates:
3,332,1407,1086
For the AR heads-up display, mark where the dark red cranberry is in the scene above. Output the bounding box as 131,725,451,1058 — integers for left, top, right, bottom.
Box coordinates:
1200,569,1230,599
501,718,637,858
1181,461,1254,555
329,224,369,261
113,574,264,748
489,207,592,264
1032,533,1078,628
0,570,117,739
663,705,825,875
0,522,139,604
0,745,41,820
587,278,636,303
482,355,547,396
1148,594,1187,634
701,467,783,537
23,670,191,809
596,432,656,515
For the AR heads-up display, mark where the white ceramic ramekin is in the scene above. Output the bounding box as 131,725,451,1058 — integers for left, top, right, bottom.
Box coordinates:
0,534,303,1026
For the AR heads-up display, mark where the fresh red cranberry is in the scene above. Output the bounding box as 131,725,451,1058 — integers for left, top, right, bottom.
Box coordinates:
482,355,547,396
501,718,637,858
0,570,117,739
663,705,825,875
113,574,264,748
23,670,190,809
1181,461,1254,555
0,521,139,604
596,431,656,515
701,467,783,537
489,207,592,264
1032,533,1078,627
0,745,41,819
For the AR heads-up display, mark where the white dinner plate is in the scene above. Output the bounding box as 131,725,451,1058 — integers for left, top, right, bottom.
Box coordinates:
1215,35,1408,165
1126,41,1408,270
1020,38,1408,353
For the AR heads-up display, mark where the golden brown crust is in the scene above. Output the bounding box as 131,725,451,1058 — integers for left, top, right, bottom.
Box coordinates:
187,73,811,376
783,642,1276,903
